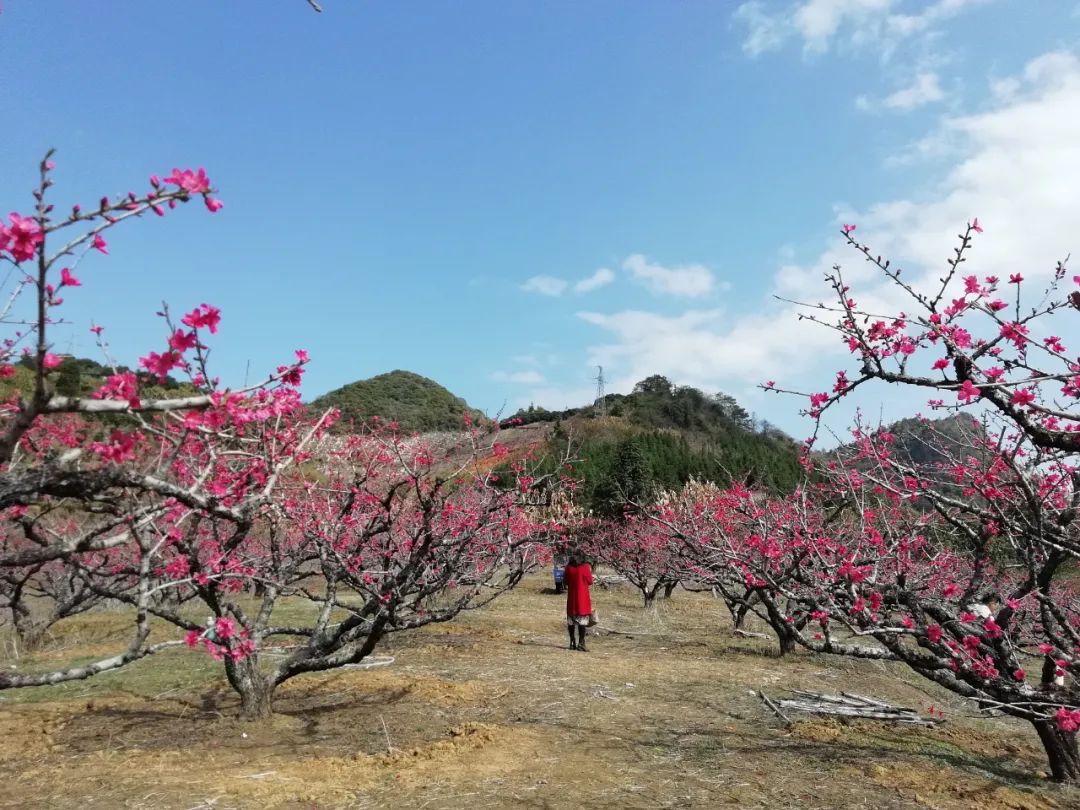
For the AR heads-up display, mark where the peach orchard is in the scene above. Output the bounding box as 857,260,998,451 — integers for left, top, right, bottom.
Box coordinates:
4,155,1080,785
0,155,561,718
607,223,1080,782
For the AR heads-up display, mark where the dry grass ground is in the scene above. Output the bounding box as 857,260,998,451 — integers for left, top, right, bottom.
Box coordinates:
1,575,1077,809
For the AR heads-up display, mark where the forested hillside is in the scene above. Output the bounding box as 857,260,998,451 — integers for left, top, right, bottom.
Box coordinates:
0,355,196,403
308,369,485,433
503,374,803,515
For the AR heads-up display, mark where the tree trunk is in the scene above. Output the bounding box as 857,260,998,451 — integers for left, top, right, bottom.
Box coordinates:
777,629,797,657
730,589,760,630
662,581,677,599
733,603,751,630
239,680,274,720
225,655,276,720
643,591,656,610
13,610,48,651
1034,719,1080,782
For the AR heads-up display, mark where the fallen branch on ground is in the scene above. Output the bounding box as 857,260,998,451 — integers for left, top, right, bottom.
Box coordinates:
758,689,942,726
733,628,769,640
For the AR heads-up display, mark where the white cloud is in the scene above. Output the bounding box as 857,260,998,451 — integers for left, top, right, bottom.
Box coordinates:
622,254,720,297
522,259,721,299
884,0,986,38
570,51,1080,437
767,53,1080,308
576,307,834,399
989,75,1021,102
521,267,615,297
734,1,790,56
734,0,988,58
882,126,961,167
794,0,894,53
881,71,945,110
491,370,546,385
521,275,568,296
838,50,1080,293
574,267,615,294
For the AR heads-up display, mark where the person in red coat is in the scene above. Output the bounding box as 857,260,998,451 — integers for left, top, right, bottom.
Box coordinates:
564,551,594,651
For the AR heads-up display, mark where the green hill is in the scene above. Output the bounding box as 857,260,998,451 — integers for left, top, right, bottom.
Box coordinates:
308,370,485,433
0,355,197,403
501,374,804,515
822,413,988,471
882,413,987,467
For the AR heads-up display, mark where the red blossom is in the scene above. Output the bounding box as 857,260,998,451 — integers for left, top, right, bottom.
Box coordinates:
164,167,211,194
2,212,44,262
139,350,182,381
168,329,198,352
90,429,141,463
181,303,221,334
956,380,980,403
1010,388,1036,407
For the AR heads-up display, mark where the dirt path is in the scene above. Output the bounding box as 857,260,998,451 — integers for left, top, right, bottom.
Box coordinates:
0,577,1074,809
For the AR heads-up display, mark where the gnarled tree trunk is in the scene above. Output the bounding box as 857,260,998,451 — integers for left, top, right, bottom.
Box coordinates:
641,580,663,610
778,632,797,656
733,601,751,630
225,655,276,720
1033,719,1080,782
12,610,48,651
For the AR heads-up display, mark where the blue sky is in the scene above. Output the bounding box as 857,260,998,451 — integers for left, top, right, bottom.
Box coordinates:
2,1,1079,440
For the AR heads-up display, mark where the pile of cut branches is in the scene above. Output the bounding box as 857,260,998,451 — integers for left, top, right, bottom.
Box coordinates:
758,690,942,727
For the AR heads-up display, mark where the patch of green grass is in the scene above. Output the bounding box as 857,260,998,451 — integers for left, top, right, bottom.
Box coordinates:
2,647,221,706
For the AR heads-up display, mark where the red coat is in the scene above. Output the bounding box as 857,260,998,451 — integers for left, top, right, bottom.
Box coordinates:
564,563,593,616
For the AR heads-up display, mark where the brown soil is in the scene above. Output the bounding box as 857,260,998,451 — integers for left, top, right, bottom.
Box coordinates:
1,575,1077,809
864,762,1059,810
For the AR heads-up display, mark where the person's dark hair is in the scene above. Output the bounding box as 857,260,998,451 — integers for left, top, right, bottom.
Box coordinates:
568,549,585,567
